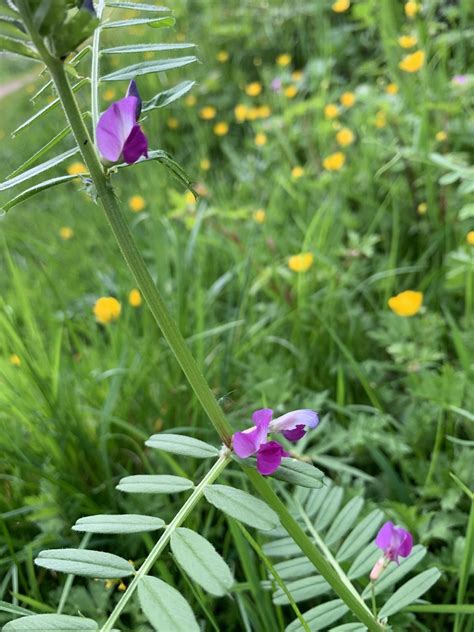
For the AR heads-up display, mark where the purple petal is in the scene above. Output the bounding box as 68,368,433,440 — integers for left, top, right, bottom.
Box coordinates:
82,0,96,15
233,409,272,458
283,424,306,442
270,409,319,434
398,529,413,558
123,124,148,164
375,521,395,551
96,96,140,163
126,79,142,119
256,441,286,475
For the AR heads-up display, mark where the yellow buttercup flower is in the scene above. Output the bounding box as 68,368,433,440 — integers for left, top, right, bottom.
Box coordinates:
417,202,427,215
93,297,122,325
386,82,399,95
466,231,474,246
435,130,447,142
9,354,21,366
167,117,179,129
399,50,425,73
128,195,146,213
291,70,303,81
388,290,423,317
340,91,356,107
199,106,217,120
128,288,142,307
257,105,271,118
375,111,387,128
214,121,229,136
216,50,229,63
103,88,116,101
404,1,419,18
245,82,262,97
200,158,211,171
255,132,267,146
277,53,292,67
67,161,87,176
234,104,248,122
323,151,345,171
324,103,339,119
288,253,313,273
253,209,266,224
59,226,73,240
284,85,298,98
185,94,197,107
291,166,305,179
398,35,417,49
336,128,355,147
246,107,260,121
332,0,350,12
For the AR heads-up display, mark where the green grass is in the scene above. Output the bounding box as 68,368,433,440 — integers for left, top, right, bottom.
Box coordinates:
0,0,473,630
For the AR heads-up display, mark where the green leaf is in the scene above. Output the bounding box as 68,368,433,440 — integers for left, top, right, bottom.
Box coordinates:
0,34,40,60
0,600,31,617
271,458,325,488
106,1,169,10
137,576,199,632
102,43,195,55
347,543,379,580
116,474,194,494
325,497,365,547
204,484,280,531
286,599,348,632
142,81,196,111
331,625,367,632
314,486,344,531
170,527,233,596
0,148,78,192
336,509,384,562
145,433,219,458
34,549,134,578
361,545,427,598
1,175,80,213
3,614,98,631
103,17,175,30
101,56,198,81
33,0,67,37
305,484,332,518
378,568,441,619
273,575,330,605
72,514,165,534
263,537,301,558
0,16,26,33
273,556,314,581
51,7,99,58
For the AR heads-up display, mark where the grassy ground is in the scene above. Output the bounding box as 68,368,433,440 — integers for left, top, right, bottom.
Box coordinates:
0,1,473,630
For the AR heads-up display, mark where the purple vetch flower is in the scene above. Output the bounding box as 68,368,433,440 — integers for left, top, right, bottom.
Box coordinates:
232,408,319,476
452,74,467,86
370,521,413,581
271,77,282,92
81,0,96,15
96,80,148,165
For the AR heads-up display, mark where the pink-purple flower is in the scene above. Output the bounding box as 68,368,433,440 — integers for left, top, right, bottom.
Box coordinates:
96,80,148,165
370,521,413,581
233,408,319,475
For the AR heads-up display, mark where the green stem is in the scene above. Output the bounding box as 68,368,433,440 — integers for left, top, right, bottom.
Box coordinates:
371,582,377,618
425,410,445,487
454,498,474,632
101,453,231,632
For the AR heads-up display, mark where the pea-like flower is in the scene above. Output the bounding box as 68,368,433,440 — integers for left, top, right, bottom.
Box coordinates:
370,521,413,581
96,80,148,165
233,408,319,475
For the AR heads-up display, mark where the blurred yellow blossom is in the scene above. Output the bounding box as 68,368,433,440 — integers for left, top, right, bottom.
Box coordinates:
404,1,419,18
103,88,116,101
200,158,211,171
277,53,292,66
9,354,21,366
255,132,267,146
214,121,229,136
129,195,146,213
398,35,417,48
340,91,356,107
185,190,196,205
94,297,122,325
245,82,262,97
59,226,74,240
388,290,423,317
323,152,345,171
167,117,179,129
291,166,305,179
336,128,355,147
257,105,271,118
435,130,447,142
199,106,216,120
386,82,399,95
234,104,248,122
128,288,142,307
143,51,154,61
375,111,387,128
399,50,425,72
118,582,127,592
291,70,303,81
332,0,350,12
216,50,229,62
67,162,87,176
253,209,266,224
284,85,298,98
467,231,474,245
288,253,314,273
185,94,196,107
417,202,427,215
324,103,339,119
176,32,186,42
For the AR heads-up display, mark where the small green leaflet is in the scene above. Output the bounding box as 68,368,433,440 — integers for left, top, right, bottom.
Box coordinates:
103,17,175,30
34,549,134,578
3,614,98,631
286,599,349,632
116,474,194,494
106,1,169,10
271,458,325,488
204,484,280,531
101,57,198,81
142,81,196,111
171,527,233,596
72,514,165,534
272,575,330,605
1,175,81,213
378,568,441,618
336,509,383,562
145,433,219,458
102,43,195,55
0,148,78,192
0,34,40,61
138,576,199,632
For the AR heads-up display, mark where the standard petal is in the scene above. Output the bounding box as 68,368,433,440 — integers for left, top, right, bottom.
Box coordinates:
270,409,319,433
233,430,260,458
282,424,306,442
398,530,413,558
256,441,285,476
123,124,148,164
96,96,139,162
375,521,395,550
